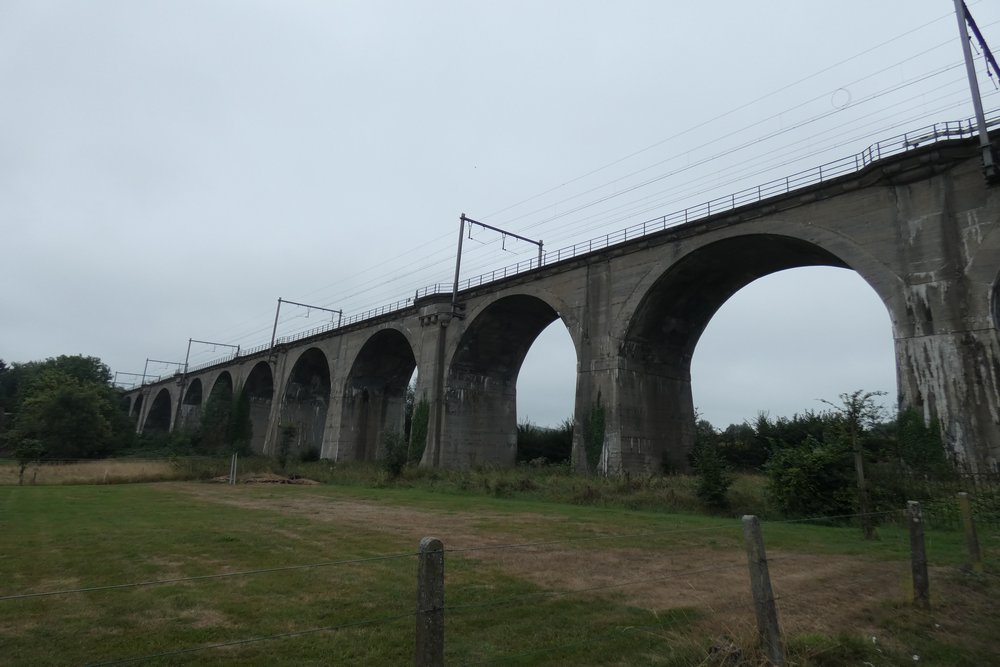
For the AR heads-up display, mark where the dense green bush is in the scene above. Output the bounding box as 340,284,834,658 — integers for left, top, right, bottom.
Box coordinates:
517,418,572,464
765,436,855,517
380,431,408,478
690,438,733,509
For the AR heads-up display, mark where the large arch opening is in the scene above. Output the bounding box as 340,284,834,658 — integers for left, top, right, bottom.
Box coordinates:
178,378,203,432
444,294,569,467
144,388,172,433
245,361,274,454
281,348,331,459
515,321,576,464
341,329,416,462
621,233,892,472
692,267,895,430
130,393,144,424
200,372,234,450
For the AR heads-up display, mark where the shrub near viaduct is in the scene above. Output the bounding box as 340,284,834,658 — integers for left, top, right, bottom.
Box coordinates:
126,126,1000,474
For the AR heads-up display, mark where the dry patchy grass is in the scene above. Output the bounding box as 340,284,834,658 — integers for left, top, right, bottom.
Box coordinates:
0,459,184,485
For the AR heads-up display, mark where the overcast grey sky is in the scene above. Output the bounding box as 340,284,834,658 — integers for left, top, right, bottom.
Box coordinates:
3,1,999,428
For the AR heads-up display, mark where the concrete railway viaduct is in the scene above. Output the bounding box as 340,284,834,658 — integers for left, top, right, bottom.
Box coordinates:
124,124,1000,474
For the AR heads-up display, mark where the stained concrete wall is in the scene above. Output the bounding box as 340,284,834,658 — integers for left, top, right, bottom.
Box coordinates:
128,137,1000,473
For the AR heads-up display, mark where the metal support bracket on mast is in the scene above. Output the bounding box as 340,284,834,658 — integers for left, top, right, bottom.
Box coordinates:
955,0,999,182
451,213,544,319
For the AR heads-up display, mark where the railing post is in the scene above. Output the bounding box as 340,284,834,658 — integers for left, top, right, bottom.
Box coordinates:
907,501,930,609
957,492,983,573
742,515,785,666
416,536,444,667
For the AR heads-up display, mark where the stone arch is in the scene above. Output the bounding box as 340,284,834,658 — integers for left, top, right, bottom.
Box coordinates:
144,388,172,433
280,347,331,458
340,328,417,462
208,372,234,404
460,285,582,350
178,378,203,432
244,361,274,454
617,232,892,472
130,393,144,422
197,371,236,449
442,293,573,467
614,224,904,343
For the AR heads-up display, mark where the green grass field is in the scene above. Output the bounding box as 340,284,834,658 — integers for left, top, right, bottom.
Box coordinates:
1,480,997,666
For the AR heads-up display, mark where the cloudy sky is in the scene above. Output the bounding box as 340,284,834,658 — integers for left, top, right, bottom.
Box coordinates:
3,1,1000,428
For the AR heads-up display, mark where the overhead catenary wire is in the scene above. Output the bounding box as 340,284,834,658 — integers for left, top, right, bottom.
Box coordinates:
274,71,994,337
481,4,969,221
140,11,1000,369
190,93,989,355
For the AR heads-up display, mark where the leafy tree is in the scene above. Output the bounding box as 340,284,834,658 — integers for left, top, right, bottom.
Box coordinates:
198,388,232,453
14,438,43,485
691,438,733,509
821,390,886,538
276,424,298,470
380,431,408,478
5,369,117,459
196,383,252,455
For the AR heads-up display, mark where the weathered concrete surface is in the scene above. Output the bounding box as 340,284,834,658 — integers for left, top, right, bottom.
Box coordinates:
128,136,1000,473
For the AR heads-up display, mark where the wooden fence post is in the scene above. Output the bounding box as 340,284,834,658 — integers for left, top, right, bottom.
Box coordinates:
742,515,785,666
416,536,444,667
907,501,930,609
957,492,983,573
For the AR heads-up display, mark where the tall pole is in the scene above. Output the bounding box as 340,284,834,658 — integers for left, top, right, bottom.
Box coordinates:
954,0,997,178
451,214,467,316
270,297,283,351
175,338,194,429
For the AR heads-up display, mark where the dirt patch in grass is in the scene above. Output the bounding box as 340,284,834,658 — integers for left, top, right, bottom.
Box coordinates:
208,473,321,485
169,483,907,638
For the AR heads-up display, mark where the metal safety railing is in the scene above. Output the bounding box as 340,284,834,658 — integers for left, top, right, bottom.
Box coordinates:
415,116,993,298
130,112,996,388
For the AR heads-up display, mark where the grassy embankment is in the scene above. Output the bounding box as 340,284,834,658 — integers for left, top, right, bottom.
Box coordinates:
1,478,997,665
